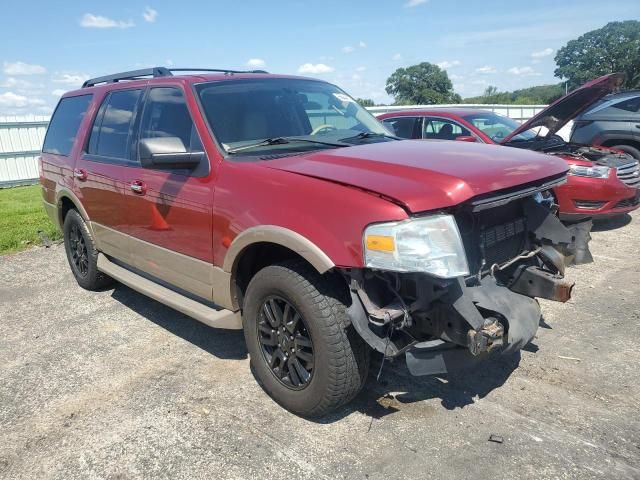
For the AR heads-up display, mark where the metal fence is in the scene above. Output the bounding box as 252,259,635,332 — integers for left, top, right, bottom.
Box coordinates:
0,115,50,187
0,104,547,187
367,104,547,122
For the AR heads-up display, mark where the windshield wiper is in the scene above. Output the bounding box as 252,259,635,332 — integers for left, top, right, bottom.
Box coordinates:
226,137,347,154
339,132,400,142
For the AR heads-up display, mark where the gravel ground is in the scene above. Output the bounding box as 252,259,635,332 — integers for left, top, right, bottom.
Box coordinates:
1,212,639,480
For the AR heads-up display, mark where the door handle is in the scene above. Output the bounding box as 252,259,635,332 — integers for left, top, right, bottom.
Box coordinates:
130,180,147,195
635,124,640,129
73,168,87,181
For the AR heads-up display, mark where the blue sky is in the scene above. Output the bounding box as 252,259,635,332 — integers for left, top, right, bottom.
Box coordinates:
1,0,638,115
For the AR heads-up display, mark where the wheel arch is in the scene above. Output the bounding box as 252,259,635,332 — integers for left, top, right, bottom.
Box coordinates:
223,226,338,309
599,135,640,152
55,188,90,226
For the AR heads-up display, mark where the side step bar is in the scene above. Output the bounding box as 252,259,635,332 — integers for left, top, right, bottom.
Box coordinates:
97,253,242,330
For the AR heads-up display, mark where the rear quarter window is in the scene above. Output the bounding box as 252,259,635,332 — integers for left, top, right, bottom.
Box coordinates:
42,95,93,156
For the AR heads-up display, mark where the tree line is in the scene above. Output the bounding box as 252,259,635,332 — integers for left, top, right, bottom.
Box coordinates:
358,20,640,107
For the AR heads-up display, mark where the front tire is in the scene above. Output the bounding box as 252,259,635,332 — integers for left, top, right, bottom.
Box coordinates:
612,144,640,159
63,209,113,291
243,260,369,417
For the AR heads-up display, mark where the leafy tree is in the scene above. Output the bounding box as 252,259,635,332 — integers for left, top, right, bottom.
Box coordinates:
483,85,498,97
464,84,565,105
555,21,640,89
385,62,461,105
355,98,375,107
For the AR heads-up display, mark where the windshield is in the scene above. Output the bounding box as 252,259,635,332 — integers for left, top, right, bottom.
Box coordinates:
195,78,391,156
462,112,537,143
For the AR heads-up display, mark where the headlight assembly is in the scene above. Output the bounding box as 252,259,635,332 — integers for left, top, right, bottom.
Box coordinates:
363,215,469,278
568,164,610,179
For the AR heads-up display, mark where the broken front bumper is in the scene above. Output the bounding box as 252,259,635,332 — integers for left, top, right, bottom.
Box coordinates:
405,276,543,376
347,264,574,377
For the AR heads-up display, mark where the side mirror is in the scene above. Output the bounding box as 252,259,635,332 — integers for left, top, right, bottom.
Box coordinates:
455,135,478,143
139,137,203,169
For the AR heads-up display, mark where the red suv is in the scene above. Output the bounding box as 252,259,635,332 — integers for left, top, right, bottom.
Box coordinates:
378,74,640,220
41,67,575,416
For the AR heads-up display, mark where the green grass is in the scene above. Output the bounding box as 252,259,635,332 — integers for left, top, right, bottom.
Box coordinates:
0,185,62,254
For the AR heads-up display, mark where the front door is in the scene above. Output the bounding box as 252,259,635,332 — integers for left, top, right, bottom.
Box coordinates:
123,86,214,301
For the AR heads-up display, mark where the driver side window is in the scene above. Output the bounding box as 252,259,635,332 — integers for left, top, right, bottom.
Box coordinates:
138,87,203,157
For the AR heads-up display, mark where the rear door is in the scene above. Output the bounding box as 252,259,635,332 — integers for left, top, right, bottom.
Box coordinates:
75,88,144,263
123,86,214,301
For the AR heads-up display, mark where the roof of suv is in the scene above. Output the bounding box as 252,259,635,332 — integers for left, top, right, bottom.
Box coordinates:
64,67,320,97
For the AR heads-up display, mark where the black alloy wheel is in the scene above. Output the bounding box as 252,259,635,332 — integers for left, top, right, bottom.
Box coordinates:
69,223,89,277
257,296,314,389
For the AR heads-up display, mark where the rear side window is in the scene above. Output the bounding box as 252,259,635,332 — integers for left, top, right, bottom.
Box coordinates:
88,89,142,159
43,95,93,156
423,118,471,140
139,87,203,153
382,117,420,139
612,97,640,113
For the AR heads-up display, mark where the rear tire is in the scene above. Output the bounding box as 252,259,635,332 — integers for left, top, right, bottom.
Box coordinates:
612,144,640,159
63,209,113,291
242,260,369,417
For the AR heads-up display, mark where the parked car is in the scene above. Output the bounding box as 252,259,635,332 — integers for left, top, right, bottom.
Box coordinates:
571,90,640,159
378,74,640,220
41,67,575,417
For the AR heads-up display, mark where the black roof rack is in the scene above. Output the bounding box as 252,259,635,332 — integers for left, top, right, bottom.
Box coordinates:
82,66,269,88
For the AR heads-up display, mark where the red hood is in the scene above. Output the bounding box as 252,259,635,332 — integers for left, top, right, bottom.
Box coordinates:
501,73,624,144
264,140,568,213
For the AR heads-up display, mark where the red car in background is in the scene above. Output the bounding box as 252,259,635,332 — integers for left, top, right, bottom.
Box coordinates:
378,74,640,220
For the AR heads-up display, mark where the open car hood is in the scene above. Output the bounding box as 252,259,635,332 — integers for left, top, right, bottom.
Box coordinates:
264,140,568,213
500,73,624,144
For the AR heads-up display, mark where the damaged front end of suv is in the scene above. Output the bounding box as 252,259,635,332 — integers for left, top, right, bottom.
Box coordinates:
346,176,575,376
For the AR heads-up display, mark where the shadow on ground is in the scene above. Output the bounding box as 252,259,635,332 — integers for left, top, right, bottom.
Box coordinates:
316,350,522,424
592,213,633,232
109,283,522,424
110,284,247,361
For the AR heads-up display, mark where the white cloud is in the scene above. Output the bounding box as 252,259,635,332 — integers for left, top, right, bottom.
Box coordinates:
404,0,428,7
449,74,463,80
531,47,553,58
436,60,461,70
0,77,35,88
80,13,134,29
3,61,47,75
298,63,334,74
52,73,90,86
358,41,367,48
342,46,355,54
246,58,266,68
0,92,46,108
142,7,158,23
475,65,497,74
392,53,402,61
356,66,367,72
52,89,67,97
508,66,541,76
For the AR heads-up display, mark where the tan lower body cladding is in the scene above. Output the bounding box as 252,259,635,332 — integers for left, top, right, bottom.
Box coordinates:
90,222,237,316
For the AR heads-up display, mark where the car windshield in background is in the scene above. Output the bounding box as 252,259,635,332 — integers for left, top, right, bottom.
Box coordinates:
463,112,537,143
195,78,391,156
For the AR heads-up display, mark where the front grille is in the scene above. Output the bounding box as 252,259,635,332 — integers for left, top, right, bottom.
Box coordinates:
574,199,606,210
456,200,528,274
617,161,640,188
614,194,640,209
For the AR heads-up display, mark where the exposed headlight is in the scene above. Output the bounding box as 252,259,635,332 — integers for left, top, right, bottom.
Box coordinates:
568,164,610,178
363,215,470,278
